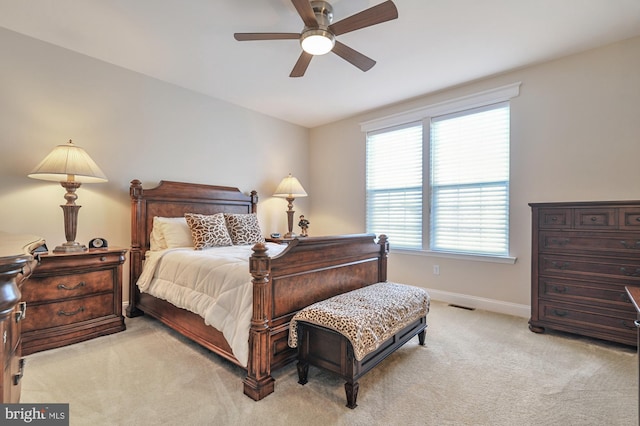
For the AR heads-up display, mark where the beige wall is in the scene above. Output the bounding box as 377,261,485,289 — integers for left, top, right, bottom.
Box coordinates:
309,36,640,316
0,28,310,296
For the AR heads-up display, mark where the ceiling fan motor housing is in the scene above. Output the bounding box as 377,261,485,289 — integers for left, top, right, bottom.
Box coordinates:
301,1,336,55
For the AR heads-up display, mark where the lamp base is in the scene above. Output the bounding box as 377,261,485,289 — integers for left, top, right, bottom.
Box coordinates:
283,232,297,239
53,241,88,253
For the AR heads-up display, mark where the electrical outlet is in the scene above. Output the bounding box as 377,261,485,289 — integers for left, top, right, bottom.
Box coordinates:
433,265,440,275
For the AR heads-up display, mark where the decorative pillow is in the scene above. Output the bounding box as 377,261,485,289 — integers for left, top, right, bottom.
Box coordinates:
224,213,266,245
184,213,233,250
151,216,193,249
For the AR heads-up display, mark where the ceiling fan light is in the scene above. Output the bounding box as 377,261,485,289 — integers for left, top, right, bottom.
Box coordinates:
300,29,335,55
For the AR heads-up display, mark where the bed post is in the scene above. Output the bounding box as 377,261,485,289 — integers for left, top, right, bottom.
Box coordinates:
244,242,275,400
127,179,144,318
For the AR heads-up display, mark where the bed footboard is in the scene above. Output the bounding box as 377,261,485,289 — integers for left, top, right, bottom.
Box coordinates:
244,233,388,401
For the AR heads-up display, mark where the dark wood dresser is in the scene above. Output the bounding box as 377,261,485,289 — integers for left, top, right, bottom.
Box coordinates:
0,233,44,402
530,201,640,346
21,248,127,355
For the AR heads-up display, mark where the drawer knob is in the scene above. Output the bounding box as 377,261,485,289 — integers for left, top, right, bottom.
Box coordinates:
552,286,567,294
590,216,597,222
58,281,86,291
553,309,568,317
58,306,85,317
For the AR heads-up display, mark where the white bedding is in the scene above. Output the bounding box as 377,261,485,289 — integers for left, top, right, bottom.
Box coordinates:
136,243,286,367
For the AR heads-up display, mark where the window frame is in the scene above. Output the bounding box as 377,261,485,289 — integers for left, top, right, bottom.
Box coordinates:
362,83,520,263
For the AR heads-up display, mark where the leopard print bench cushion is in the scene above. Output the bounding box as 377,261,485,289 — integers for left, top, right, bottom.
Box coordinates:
289,282,430,361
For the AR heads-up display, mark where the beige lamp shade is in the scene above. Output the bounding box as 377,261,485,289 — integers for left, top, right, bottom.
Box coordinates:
28,140,108,183
273,173,307,198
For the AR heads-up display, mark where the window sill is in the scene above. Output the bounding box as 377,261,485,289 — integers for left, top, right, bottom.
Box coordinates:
391,248,517,264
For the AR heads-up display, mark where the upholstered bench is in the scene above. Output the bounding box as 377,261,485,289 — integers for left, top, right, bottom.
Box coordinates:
288,281,430,408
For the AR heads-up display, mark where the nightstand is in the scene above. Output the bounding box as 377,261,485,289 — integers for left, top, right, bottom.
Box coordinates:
21,248,127,355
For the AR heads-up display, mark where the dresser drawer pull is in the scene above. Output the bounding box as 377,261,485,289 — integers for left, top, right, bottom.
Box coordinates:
552,309,569,317
58,307,85,317
552,286,567,294
550,238,570,247
622,320,637,330
13,358,25,386
58,281,86,291
620,241,640,249
590,216,598,222
620,267,640,277
14,302,26,323
551,261,570,270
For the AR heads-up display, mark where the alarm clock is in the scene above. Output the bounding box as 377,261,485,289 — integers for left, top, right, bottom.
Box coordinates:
88,237,108,249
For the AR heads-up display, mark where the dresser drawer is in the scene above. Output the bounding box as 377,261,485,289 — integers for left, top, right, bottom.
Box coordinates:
540,277,634,311
538,300,636,339
538,208,571,229
23,269,113,303
539,254,640,281
22,293,114,332
573,208,617,229
539,231,640,254
620,208,640,230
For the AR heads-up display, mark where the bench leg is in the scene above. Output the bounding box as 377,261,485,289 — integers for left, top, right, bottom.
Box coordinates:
418,329,426,346
345,381,359,409
297,361,309,385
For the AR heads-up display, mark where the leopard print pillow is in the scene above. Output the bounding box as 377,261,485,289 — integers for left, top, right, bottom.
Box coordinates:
224,213,265,245
184,213,232,250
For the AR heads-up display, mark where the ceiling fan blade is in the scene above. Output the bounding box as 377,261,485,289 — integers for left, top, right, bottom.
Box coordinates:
291,0,318,28
332,41,376,72
290,51,313,78
328,0,398,36
234,33,300,41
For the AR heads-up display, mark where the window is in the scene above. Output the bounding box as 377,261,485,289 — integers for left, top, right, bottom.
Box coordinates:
366,123,423,249
363,83,519,258
430,103,510,256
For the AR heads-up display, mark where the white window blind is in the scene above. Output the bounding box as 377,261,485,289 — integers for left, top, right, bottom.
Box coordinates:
366,123,423,249
430,103,510,256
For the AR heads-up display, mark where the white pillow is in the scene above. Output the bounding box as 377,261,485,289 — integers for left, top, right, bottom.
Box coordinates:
150,217,193,250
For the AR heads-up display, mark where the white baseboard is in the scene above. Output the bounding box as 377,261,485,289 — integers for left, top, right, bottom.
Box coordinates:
425,288,530,318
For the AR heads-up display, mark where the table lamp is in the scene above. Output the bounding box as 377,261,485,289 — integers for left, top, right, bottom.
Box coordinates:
273,173,307,238
28,140,108,253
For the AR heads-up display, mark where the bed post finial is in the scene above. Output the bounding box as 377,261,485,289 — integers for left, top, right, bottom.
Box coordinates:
130,179,143,199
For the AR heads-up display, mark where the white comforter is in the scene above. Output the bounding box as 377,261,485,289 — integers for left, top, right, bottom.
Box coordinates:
136,243,286,367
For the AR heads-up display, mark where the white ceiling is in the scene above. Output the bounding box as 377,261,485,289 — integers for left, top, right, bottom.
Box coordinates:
1,0,640,128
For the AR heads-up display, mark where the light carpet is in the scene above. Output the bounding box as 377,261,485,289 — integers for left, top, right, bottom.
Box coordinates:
21,301,638,425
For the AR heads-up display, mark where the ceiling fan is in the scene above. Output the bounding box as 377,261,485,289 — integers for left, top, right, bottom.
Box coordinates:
233,0,398,78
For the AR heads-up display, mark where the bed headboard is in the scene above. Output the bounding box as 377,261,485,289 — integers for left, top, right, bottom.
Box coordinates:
129,179,258,288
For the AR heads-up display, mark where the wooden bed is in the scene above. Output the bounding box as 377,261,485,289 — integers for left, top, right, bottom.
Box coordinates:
126,179,389,400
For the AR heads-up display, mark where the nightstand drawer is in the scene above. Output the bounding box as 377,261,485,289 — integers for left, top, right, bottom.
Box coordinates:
22,269,113,302
22,293,114,332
